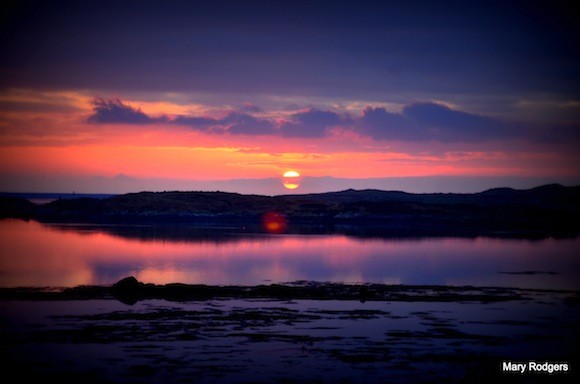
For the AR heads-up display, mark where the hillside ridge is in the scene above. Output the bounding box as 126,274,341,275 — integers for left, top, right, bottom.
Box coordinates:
1,184,579,236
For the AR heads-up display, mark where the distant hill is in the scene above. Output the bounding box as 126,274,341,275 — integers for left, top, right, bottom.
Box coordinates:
1,184,579,236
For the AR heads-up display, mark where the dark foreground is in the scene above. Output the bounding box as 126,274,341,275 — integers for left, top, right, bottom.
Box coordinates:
1,280,579,383
2,184,579,238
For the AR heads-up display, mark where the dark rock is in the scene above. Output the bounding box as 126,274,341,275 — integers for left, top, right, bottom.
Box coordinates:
113,276,141,290
112,276,143,305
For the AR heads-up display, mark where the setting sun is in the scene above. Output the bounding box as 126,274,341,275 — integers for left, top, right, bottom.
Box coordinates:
282,170,302,190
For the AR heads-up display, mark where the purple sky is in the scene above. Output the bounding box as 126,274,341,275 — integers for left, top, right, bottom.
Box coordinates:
0,0,578,194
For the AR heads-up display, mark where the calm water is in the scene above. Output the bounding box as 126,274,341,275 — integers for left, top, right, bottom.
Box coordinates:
0,219,578,289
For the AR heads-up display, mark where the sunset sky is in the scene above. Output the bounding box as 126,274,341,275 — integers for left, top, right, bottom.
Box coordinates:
1,0,578,194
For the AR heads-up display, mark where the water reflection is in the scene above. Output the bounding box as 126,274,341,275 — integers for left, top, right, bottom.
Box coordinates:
0,219,578,289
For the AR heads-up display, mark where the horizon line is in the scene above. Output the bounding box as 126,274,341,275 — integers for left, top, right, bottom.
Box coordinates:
1,182,575,199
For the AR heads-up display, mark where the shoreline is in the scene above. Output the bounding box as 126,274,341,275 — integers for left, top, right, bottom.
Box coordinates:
2,277,578,305
2,184,579,239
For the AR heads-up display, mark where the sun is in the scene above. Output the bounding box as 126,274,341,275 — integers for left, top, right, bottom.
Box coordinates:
282,170,302,190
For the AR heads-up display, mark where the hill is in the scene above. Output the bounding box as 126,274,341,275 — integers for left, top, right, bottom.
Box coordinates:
1,184,579,236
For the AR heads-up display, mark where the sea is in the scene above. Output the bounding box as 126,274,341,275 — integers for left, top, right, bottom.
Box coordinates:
0,218,578,290
0,192,116,205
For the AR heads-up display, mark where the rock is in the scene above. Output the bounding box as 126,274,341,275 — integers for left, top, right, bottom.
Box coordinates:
113,276,141,290
112,276,143,305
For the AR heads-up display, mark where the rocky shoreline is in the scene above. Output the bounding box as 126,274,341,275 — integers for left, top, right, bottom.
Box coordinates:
2,276,569,305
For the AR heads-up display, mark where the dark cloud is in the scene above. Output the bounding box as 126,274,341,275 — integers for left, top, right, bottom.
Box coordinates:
403,103,511,142
359,102,512,142
172,112,274,135
87,98,165,124
359,107,418,141
279,109,346,138
86,98,574,144
222,112,275,135
172,115,220,131
4,0,577,106
173,108,345,138
87,98,272,134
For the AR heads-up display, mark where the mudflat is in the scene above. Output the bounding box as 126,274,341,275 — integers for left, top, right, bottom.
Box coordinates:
1,280,578,383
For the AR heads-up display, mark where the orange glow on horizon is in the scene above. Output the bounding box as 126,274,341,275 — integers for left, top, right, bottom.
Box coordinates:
1,89,578,193
1,143,578,191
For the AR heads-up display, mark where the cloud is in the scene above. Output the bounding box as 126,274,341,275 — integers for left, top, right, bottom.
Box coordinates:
173,112,275,135
2,0,578,116
359,107,418,141
403,102,511,142
171,103,515,142
240,103,262,113
222,112,276,135
87,98,275,135
359,102,512,142
172,115,222,132
92,102,346,138
86,98,573,144
173,108,344,138
279,109,346,138
87,98,166,124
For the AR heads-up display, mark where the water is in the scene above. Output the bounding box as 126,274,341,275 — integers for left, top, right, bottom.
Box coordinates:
1,219,579,383
1,219,578,290
0,192,116,205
